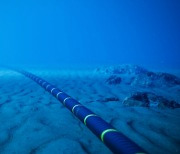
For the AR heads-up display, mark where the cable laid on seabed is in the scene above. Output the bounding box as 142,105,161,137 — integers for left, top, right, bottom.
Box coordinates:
15,69,146,154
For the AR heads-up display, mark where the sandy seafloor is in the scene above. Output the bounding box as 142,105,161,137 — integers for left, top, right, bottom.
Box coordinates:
0,67,180,154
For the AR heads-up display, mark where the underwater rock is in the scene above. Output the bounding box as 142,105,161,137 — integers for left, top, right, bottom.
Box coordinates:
106,75,121,85
156,73,180,85
99,97,120,102
123,92,180,109
96,64,180,87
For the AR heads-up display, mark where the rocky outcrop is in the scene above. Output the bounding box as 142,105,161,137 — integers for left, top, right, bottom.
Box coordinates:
96,64,180,87
123,92,180,109
106,75,121,85
98,97,120,103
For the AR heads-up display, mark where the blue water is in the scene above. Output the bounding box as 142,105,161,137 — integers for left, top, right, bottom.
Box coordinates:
0,1,180,154
0,0,180,70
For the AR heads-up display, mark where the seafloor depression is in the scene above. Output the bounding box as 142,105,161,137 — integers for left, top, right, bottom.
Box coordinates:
0,65,180,154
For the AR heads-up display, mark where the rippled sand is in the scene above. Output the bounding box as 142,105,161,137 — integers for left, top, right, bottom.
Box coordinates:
0,68,180,154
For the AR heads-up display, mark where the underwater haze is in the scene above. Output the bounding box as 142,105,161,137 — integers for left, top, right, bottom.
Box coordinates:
0,1,180,154
0,0,180,69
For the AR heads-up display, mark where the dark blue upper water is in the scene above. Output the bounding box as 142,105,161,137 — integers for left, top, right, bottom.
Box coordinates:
0,0,180,70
